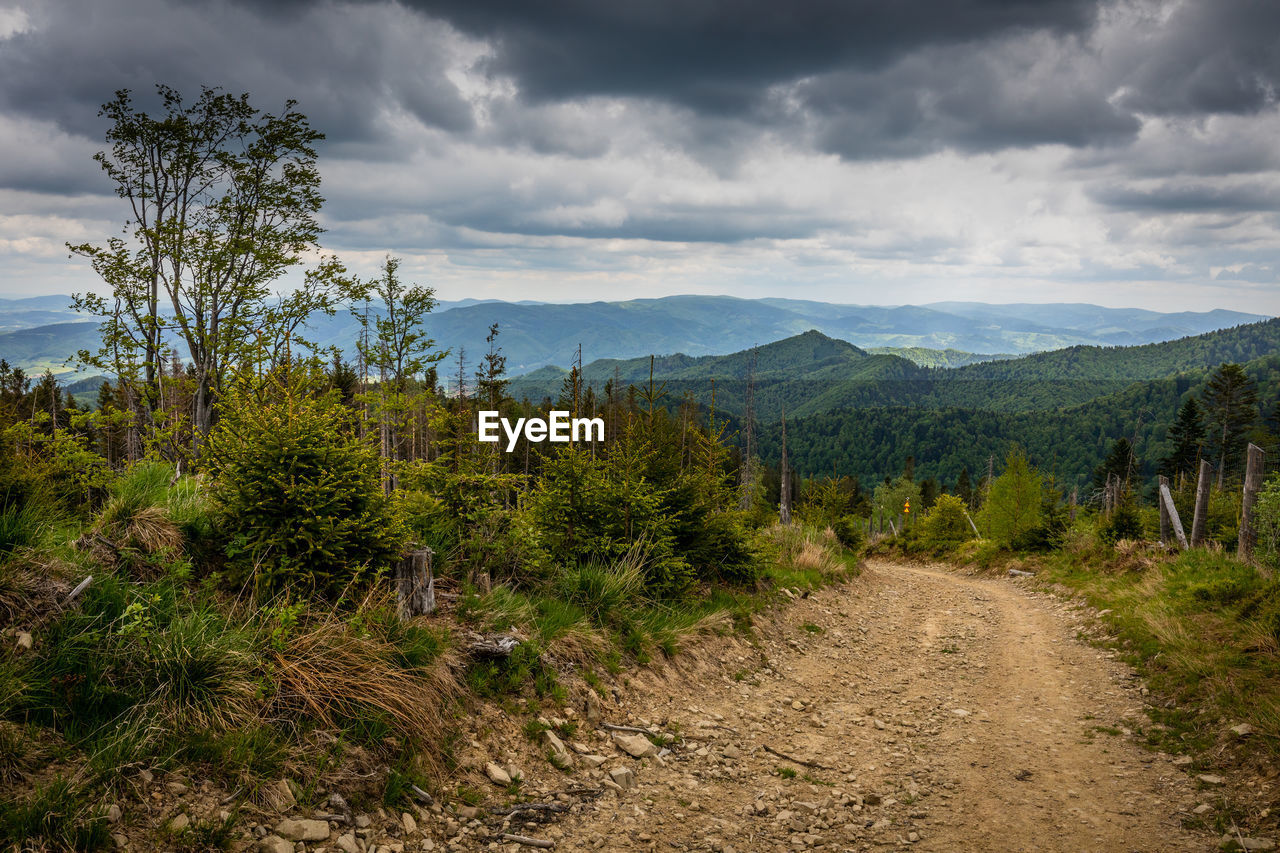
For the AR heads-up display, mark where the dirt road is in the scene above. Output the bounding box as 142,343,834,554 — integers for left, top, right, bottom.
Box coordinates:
541,560,1217,852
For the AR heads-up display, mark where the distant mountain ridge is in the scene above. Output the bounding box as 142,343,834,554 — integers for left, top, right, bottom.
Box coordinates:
511,318,1280,421
0,294,1267,379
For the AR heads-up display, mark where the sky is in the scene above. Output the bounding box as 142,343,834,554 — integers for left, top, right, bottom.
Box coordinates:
0,0,1278,312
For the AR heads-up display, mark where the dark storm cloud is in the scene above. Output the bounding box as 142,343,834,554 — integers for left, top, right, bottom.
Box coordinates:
401,0,1098,112
1113,0,1280,117
0,0,474,146
1091,181,1280,213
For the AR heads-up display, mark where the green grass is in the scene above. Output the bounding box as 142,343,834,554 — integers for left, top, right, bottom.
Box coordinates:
0,777,111,851
1039,547,1280,757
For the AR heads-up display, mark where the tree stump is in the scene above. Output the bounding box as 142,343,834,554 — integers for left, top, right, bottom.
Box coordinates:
396,548,436,619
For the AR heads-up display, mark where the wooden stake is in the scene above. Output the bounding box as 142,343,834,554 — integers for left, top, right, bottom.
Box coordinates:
1159,483,1188,550
1158,475,1171,545
1191,459,1212,548
1239,443,1265,562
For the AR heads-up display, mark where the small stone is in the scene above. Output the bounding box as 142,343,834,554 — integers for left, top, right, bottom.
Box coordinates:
111,832,128,849
335,834,360,853
908,831,920,843
264,779,297,812
609,766,636,790
582,754,608,768
169,814,190,832
273,818,330,841
457,805,479,820
951,709,969,718
355,814,372,828
542,730,573,764
612,732,658,759
259,836,295,853
403,812,418,834
167,781,189,794
722,744,742,760
1197,774,1225,786
1194,804,1212,815
1173,756,1194,767
106,804,122,824
1239,838,1276,851
138,770,154,784
484,762,511,786
1231,723,1256,737
584,690,603,724
791,700,805,711
15,632,32,651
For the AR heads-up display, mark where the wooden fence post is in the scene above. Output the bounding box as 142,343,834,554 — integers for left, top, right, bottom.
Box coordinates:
1191,459,1212,548
1158,475,1171,545
396,547,436,619
1239,444,1265,562
1159,482,1188,550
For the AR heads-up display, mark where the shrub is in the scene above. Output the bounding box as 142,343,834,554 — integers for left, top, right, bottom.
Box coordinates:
1099,500,1143,545
919,495,971,549
831,515,865,552
207,378,407,600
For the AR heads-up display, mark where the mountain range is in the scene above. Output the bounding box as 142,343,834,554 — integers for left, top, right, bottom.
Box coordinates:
0,295,1267,379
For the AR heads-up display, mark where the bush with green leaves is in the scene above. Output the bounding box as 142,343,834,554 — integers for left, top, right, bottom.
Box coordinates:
1255,473,1280,571
830,515,865,552
1099,499,1144,545
522,445,694,597
920,494,972,549
207,374,407,599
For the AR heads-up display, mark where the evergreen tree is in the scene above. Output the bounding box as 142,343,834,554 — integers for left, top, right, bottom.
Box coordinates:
1201,363,1259,486
1093,437,1135,493
1160,398,1205,486
956,466,974,508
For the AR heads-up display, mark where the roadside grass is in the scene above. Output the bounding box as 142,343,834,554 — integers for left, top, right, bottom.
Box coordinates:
457,521,859,696
1038,547,1280,758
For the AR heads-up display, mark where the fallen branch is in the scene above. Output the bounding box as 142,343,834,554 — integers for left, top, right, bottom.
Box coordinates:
762,744,833,770
1007,569,1035,578
466,632,522,658
502,834,554,849
490,802,567,817
410,785,434,805
601,723,655,736
559,786,603,798
66,576,93,604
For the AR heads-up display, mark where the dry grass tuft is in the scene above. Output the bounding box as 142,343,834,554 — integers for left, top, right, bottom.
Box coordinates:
125,506,182,554
792,538,841,575
546,623,609,670
269,618,462,772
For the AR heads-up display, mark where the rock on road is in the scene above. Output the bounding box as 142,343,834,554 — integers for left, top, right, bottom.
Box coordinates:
547,559,1216,853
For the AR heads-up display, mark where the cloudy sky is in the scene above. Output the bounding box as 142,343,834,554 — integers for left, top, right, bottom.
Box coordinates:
1,0,1278,311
